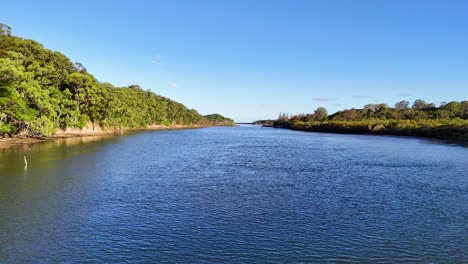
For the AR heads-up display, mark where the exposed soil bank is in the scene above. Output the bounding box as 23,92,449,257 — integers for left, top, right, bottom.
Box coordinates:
0,123,206,149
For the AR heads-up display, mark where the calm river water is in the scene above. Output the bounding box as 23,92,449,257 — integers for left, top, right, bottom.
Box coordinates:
0,125,467,263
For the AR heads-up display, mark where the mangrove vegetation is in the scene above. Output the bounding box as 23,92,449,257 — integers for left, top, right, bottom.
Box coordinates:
268,100,468,141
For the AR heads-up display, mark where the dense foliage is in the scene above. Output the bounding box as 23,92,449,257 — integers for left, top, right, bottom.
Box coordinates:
204,114,235,126
272,100,468,141
0,26,209,137
252,119,275,126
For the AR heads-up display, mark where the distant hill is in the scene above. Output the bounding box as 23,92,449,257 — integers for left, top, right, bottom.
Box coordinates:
0,23,210,137
252,119,275,126
204,114,235,126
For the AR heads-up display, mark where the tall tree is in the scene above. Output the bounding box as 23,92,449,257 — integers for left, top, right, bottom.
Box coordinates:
412,99,427,110
313,107,328,121
0,23,11,36
395,100,410,110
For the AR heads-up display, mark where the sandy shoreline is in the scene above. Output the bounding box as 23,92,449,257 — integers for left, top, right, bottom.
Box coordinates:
0,124,206,149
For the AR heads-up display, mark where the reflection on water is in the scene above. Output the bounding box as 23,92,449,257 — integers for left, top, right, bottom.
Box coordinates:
1,135,117,155
0,126,467,263
0,135,123,172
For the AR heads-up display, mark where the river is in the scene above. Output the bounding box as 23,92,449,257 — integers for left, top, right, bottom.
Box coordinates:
0,125,467,263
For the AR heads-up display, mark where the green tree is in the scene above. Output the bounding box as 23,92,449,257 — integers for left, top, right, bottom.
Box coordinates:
443,101,462,117
412,99,427,110
0,57,34,135
395,100,410,110
0,25,211,137
0,23,11,36
313,107,328,121
461,101,468,118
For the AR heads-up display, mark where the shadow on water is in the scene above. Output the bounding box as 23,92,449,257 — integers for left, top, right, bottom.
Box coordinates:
263,126,468,148
0,135,126,176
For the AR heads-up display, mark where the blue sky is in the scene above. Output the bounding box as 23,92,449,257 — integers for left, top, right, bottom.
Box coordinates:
2,0,468,122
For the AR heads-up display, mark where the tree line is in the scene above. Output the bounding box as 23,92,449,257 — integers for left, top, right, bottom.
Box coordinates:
0,24,210,137
263,99,468,141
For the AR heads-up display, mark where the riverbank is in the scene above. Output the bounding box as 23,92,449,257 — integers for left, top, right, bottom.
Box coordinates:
0,124,207,149
274,120,468,142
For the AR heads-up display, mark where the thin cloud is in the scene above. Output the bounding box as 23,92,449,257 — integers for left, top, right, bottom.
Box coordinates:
352,95,369,99
311,98,335,102
168,82,177,88
151,54,165,65
397,92,412,97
